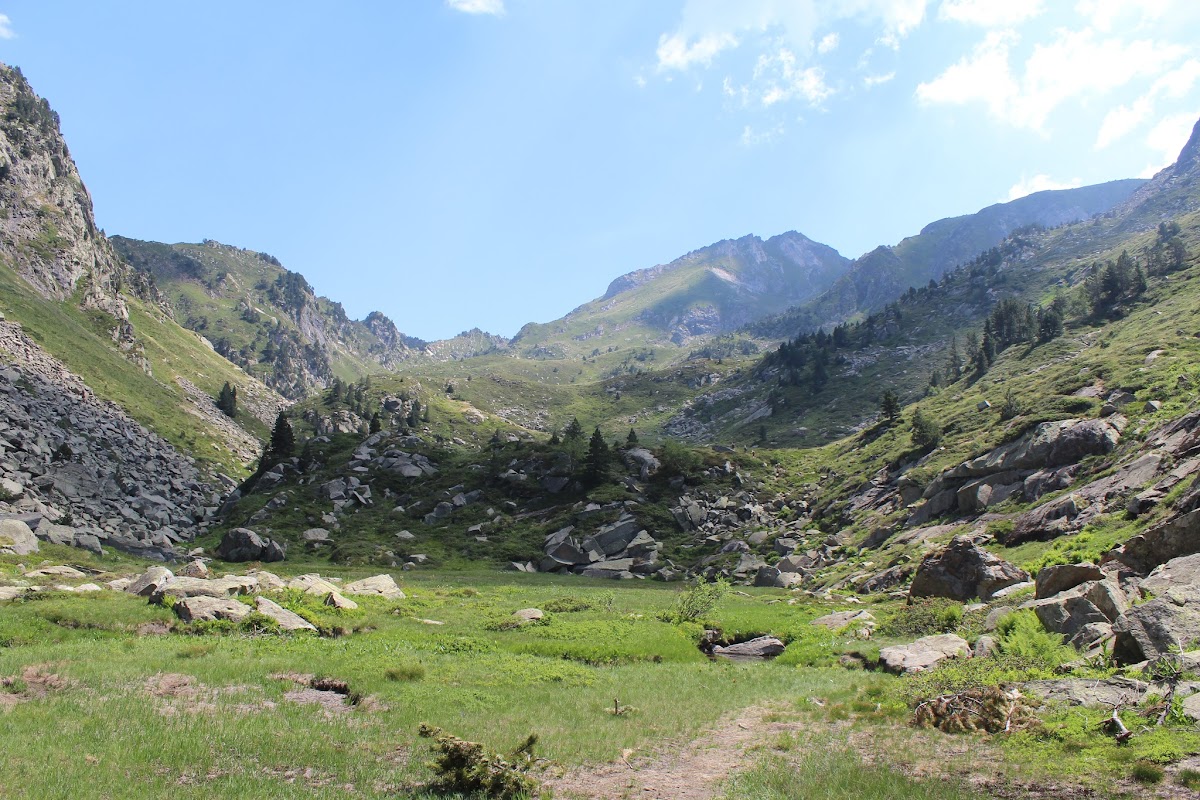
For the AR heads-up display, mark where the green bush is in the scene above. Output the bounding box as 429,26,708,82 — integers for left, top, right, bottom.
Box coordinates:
1131,762,1164,784
658,577,729,625
877,598,962,638
995,610,1072,668
385,661,426,682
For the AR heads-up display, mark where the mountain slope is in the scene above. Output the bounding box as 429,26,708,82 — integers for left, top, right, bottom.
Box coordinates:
112,237,428,398
509,231,850,356
749,180,1145,339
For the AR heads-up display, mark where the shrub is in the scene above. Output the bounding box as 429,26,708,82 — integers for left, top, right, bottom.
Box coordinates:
658,439,702,477
877,598,962,638
658,577,729,624
995,610,1071,668
911,408,941,449
417,724,541,799
1177,768,1200,789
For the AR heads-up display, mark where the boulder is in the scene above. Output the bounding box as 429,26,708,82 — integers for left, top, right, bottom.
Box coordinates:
251,570,286,592
879,634,971,674
0,586,25,601
909,536,1028,601
0,518,39,556
713,636,786,660
1118,509,1200,574
151,575,257,603
216,528,286,563
125,566,174,597
177,559,210,579
512,608,544,625
25,565,86,580
174,596,252,624
624,448,660,480
254,597,316,632
1035,563,1104,599
1034,593,1109,644
287,574,341,596
1112,583,1200,664
1006,494,1088,544
324,590,358,610
1023,676,1149,707
343,574,405,599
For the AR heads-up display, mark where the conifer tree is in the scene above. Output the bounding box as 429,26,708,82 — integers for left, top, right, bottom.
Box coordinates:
217,381,237,418
626,428,639,446
583,427,611,486
880,390,901,423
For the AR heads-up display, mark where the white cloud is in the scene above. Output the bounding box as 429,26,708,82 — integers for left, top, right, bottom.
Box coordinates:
864,71,896,88
445,0,504,16
0,14,13,39
917,28,1188,132
656,31,739,71
633,74,647,89
1144,111,1200,172
754,47,833,107
1096,98,1153,150
817,32,839,54
1075,0,1174,33
741,122,785,147
938,0,1043,27
1007,174,1083,201
1152,59,1200,100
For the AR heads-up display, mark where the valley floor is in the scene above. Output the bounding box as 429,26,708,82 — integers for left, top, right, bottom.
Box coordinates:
2,548,1199,799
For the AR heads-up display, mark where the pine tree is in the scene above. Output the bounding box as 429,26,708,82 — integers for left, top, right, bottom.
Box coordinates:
408,399,421,428
548,429,561,446
583,427,611,486
369,411,382,433
563,417,584,441
260,412,295,471
216,381,237,418
626,428,639,446
880,390,901,423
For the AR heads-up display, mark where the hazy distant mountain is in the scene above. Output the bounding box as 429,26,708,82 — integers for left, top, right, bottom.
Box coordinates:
749,179,1145,339
509,230,851,357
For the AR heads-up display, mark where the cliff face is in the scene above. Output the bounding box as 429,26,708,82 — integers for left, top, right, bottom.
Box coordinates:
0,65,148,319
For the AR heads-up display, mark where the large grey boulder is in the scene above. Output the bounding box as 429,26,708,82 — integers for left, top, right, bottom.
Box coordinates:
624,448,661,480
1120,517,1200,575
1112,579,1200,664
287,574,340,596
0,518,39,556
810,610,876,631
1006,494,1088,544
713,636,786,660
151,575,257,603
125,566,174,597
1035,563,1104,599
880,634,971,674
947,418,1121,478
1034,593,1110,644
174,596,252,623
342,574,405,599
254,597,316,632
909,536,1028,601
216,528,285,563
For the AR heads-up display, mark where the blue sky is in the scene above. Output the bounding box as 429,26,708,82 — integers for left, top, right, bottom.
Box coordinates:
3,1,1199,341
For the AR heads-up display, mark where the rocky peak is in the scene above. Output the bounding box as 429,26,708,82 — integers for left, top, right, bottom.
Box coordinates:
0,63,158,322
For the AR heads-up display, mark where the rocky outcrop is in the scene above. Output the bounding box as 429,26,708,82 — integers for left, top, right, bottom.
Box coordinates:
538,513,667,580
0,348,216,560
216,528,286,563
1103,555,1200,664
908,417,1124,525
712,636,786,660
909,537,1028,601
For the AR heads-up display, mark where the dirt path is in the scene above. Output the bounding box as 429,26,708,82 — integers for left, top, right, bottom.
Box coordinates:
545,704,796,800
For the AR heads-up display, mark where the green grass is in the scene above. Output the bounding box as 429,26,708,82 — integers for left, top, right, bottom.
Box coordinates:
722,748,986,799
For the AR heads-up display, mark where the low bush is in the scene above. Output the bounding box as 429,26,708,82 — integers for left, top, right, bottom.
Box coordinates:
877,598,962,638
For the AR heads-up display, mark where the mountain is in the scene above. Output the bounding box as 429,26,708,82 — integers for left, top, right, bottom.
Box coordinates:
508,230,850,358
749,179,1145,339
112,237,428,399
0,63,287,477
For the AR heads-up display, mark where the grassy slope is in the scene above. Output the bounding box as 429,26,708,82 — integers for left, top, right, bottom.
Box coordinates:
0,259,267,476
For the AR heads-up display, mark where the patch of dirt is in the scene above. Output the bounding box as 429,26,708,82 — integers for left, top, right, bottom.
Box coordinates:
283,687,354,716
1,664,70,712
546,704,798,800
144,672,268,716
136,621,172,636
